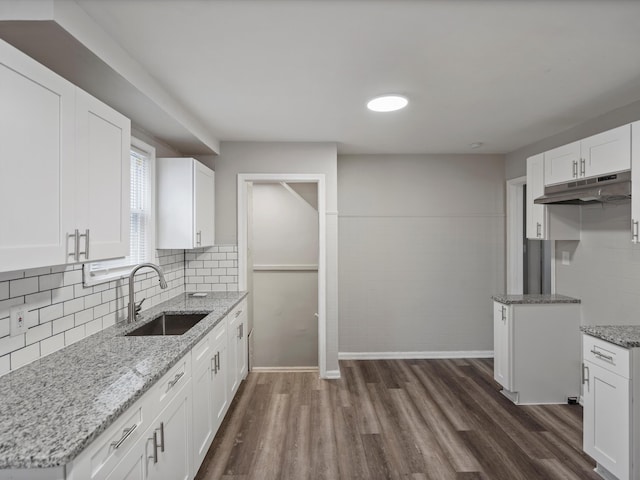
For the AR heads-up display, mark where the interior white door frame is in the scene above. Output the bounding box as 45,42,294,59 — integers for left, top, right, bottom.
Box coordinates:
237,173,327,377
506,176,526,294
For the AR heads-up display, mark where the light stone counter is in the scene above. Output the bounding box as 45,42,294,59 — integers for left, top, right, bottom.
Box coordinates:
492,294,581,305
0,291,247,470
580,325,640,349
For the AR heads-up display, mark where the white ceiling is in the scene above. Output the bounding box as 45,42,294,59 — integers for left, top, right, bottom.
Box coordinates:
76,0,640,155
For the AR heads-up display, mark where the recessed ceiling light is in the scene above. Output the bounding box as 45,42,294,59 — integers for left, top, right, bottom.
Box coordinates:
367,95,408,112
470,142,484,149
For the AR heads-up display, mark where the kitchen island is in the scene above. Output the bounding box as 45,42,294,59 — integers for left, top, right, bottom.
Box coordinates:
0,291,247,477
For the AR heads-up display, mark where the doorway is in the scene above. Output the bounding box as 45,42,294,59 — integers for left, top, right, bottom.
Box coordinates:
506,176,552,294
237,174,327,376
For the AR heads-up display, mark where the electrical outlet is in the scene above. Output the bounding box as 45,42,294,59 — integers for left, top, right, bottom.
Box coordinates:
10,305,27,337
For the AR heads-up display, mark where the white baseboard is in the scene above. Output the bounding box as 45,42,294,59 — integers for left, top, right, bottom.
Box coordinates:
338,350,494,360
323,369,341,379
251,366,319,373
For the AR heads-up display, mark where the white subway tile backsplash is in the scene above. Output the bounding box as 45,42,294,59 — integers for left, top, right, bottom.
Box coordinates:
0,334,25,357
40,303,64,324
39,273,63,291
74,308,94,326
0,247,236,377
52,285,74,304
0,355,9,376
10,343,39,370
52,315,75,335
41,333,65,356
63,298,84,316
64,325,85,346
63,270,83,287
219,246,235,253
26,323,52,345
0,318,9,337
9,277,39,298
25,291,52,311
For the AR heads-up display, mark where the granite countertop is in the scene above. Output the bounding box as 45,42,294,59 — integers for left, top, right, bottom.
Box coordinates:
580,325,640,349
0,291,247,470
492,294,581,305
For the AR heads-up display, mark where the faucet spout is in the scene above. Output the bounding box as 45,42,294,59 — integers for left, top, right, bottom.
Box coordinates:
127,263,168,323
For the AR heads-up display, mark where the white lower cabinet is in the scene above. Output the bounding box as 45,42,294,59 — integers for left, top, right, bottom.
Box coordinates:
228,300,248,397
582,334,638,480
492,300,581,404
104,438,146,480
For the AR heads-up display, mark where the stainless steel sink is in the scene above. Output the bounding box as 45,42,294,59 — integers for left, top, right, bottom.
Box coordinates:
125,313,208,336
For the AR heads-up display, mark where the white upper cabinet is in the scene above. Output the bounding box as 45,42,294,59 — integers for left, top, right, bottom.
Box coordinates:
75,89,130,262
157,158,215,249
544,125,631,186
526,154,580,241
0,39,130,273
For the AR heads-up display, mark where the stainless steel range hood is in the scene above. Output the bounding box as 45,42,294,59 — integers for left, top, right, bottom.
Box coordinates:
534,171,631,205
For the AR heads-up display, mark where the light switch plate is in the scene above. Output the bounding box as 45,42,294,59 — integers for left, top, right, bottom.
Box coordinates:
10,305,27,337
562,251,570,266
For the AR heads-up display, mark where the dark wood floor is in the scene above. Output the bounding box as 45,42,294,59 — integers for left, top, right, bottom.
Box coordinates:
195,359,599,480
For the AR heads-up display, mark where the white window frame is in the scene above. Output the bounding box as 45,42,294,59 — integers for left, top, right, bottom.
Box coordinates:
83,137,156,286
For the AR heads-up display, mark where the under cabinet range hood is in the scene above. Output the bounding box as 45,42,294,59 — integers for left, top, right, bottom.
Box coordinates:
534,171,631,205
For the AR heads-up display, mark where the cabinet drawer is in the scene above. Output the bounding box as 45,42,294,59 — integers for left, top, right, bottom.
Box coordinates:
84,397,146,480
192,331,213,370
149,356,191,420
583,335,630,378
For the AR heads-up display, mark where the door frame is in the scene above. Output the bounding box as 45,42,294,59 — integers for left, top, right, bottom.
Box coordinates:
237,173,327,377
506,176,526,294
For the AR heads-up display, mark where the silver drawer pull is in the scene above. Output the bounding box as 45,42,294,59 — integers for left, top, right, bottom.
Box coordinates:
168,371,185,389
590,349,614,362
235,309,242,318
110,423,137,450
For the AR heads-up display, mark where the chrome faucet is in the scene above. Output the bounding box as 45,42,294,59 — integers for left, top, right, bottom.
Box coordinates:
127,263,168,323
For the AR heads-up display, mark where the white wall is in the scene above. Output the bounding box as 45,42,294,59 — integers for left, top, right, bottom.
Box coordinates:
338,154,505,355
214,142,339,374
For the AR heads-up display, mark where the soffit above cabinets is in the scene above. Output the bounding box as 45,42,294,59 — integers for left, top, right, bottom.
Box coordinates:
0,12,220,155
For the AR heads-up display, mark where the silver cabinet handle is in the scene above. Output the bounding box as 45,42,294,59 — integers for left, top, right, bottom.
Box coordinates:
158,422,165,453
149,431,159,464
217,351,220,371
68,229,80,261
536,222,541,238
110,423,137,450
212,355,218,374
580,158,586,177
572,160,578,178
196,230,202,246
501,305,506,322
590,349,614,362
168,371,185,389
238,323,244,339
582,363,589,385
78,229,89,259
633,220,639,243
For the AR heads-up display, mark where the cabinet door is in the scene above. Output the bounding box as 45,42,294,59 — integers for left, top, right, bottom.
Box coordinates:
212,331,229,432
237,313,248,381
583,361,630,480
75,88,131,261
227,313,240,396
194,162,215,248
147,380,192,480
104,441,146,480
0,39,75,272
526,154,546,239
544,141,580,186
191,349,214,470
582,125,630,178
493,302,511,390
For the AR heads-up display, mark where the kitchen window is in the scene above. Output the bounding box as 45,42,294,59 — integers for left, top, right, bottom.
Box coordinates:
83,137,156,285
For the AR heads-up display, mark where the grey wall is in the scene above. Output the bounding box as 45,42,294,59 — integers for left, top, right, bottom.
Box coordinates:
506,98,640,180
338,154,505,354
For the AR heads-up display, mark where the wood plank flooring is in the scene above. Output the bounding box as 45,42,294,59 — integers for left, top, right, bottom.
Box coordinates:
195,359,599,480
